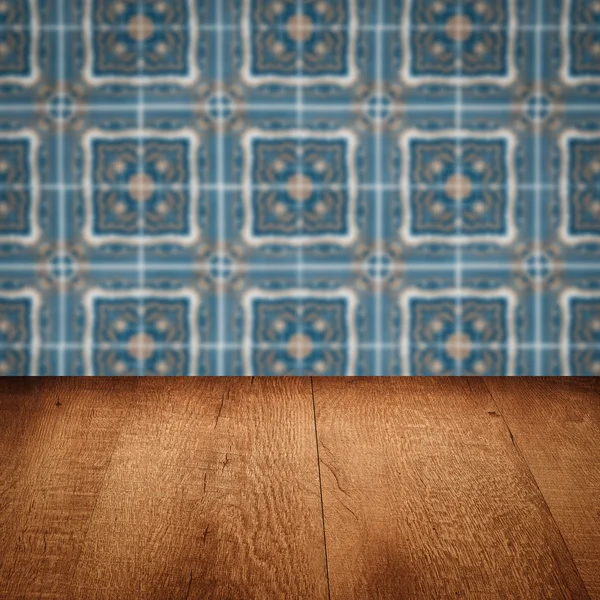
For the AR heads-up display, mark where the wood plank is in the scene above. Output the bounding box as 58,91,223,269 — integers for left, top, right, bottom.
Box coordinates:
69,377,328,599
484,377,600,599
0,378,136,600
313,377,590,599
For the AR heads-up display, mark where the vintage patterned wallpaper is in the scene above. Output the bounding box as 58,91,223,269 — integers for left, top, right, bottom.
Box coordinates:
0,0,599,375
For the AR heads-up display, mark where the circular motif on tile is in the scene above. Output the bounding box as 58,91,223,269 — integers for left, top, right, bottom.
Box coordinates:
445,332,472,360
49,251,77,282
525,93,552,123
47,93,75,122
271,40,286,55
474,360,487,374
314,41,328,55
154,41,169,55
271,1,285,14
127,332,155,361
366,94,392,123
525,251,552,282
445,174,472,201
287,173,313,202
112,160,126,176
209,253,234,281
128,15,154,41
287,333,313,360
365,252,392,281
445,15,472,42
128,173,154,202
207,93,233,122
286,14,313,42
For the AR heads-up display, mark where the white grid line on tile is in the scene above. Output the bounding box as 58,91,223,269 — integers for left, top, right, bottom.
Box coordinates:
135,0,146,376
0,182,585,193
4,23,600,33
1,341,598,352
454,0,465,376
216,1,226,376
56,0,67,376
534,0,544,375
294,0,305,375
374,0,384,376
2,102,600,114
0,261,598,273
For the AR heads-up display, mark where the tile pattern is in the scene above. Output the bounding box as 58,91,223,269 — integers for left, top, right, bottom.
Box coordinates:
1,0,600,375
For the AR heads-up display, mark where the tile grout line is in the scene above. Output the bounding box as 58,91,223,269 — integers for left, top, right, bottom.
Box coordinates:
310,376,331,600
533,0,543,375
1,261,599,273
4,102,600,113
374,0,384,376
0,182,588,191
56,0,66,375
454,1,464,377
4,23,600,32
216,0,226,376
480,379,592,598
135,0,146,377
2,341,600,351
295,0,304,376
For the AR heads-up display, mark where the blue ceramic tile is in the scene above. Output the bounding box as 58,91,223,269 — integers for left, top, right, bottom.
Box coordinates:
1,0,600,375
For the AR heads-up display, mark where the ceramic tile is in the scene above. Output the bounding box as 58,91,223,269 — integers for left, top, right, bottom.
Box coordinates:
1,0,599,374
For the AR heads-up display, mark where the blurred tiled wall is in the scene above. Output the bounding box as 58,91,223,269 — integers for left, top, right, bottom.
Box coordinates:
0,0,599,375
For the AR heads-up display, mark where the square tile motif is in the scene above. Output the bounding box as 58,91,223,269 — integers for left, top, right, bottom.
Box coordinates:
243,289,357,375
241,0,357,85
83,0,198,84
400,290,515,376
242,129,357,245
0,0,600,375
562,291,600,375
83,129,200,244
401,130,516,243
561,0,600,83
0,131,40,243
560,131,600,242
401,0,516,84
0,0,38,84
0,291,40,376
84,290,199,375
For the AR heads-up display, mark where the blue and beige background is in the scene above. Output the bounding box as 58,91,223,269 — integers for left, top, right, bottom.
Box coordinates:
0,0,599,375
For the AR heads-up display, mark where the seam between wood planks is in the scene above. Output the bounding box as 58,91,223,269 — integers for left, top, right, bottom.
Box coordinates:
311,377,332,600
480,378,591,600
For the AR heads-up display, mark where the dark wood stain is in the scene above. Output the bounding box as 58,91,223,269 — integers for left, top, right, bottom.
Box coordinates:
312,377,591,599
0,377,598,599
484,377,600,599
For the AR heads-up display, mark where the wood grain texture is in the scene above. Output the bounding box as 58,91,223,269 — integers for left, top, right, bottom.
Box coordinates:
312,377,590,600
484,378,600,599
0,378,135,600
1,377,598,600
0,378,328,600
69,377,328,600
